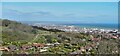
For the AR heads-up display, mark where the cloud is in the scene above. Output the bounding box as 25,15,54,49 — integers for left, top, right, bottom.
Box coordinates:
2,9,56,21
63,13,75,16
2,9,23,20
2,9,81,21
27,11,55,17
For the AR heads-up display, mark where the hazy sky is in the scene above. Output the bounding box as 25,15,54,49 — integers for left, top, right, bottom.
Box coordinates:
1,0,119,2
1,2,118,24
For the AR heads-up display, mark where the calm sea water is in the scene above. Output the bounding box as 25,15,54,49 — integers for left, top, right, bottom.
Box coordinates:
63,23,118,29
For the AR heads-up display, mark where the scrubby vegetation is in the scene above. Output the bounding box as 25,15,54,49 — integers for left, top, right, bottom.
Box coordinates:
1,19,37,42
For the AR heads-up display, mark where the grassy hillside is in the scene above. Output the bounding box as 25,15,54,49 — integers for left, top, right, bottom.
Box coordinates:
0,19,65,42
1,19,37,42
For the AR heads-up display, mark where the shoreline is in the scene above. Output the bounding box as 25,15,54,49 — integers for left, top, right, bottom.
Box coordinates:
20,21,118,30
32,23,118,33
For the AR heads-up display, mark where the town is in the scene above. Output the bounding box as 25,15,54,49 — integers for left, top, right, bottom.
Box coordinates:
33,23,119,39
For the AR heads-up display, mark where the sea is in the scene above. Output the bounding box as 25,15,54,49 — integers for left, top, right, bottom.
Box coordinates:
62,23,118,30
20,21,118,30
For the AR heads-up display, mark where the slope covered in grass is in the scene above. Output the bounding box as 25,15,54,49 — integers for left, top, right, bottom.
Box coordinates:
1,19,37,42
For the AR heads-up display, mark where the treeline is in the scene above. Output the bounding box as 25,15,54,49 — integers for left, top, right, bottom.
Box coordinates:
32,26,65,32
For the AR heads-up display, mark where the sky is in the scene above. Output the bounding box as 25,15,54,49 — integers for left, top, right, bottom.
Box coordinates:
1,0,119,2
1,2,118,24
0,3,2,18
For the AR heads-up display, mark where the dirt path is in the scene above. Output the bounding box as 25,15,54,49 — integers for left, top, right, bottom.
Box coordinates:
32,33,51,42
33,34,39,42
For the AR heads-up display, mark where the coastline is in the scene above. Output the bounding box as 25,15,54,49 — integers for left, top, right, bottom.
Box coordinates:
20,21,118,30
32,23,118,33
